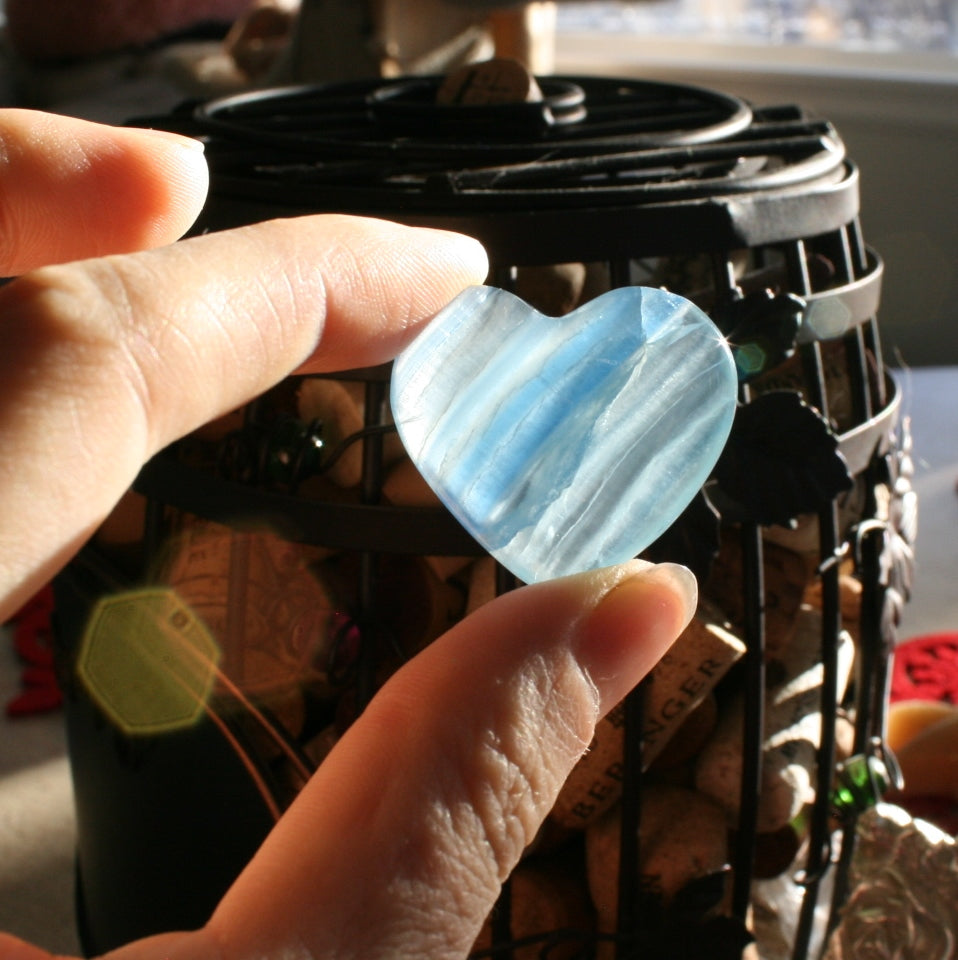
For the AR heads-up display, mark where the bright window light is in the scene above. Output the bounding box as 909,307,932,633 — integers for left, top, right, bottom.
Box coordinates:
557,1,957,55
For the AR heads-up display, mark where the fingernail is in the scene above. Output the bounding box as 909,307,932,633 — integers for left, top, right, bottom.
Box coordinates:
634,562,698,630
577,561,698,713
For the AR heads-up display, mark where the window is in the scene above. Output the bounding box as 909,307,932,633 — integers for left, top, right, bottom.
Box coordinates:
557,1,957,55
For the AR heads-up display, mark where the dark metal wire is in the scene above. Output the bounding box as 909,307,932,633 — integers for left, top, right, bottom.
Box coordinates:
111,74,902,959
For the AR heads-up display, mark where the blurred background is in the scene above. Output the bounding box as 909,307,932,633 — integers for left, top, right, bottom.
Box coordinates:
0,2,955,956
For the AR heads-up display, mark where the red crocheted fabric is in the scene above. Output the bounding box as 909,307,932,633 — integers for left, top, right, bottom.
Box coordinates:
4,585,62,717
891,633,958,704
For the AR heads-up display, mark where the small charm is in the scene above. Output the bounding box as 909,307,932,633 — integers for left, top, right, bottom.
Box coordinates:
831,748,900,821
391,285,737,583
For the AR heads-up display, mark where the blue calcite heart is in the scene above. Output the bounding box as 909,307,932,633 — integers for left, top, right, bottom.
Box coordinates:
391,285,738,584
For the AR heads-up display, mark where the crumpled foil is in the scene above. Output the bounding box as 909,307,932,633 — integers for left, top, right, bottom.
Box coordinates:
823,803,958,959
751,842,838,960
752,848,841,960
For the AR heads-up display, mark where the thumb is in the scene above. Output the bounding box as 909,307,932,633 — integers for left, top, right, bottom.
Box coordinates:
0,934,52,960
204,560,697,960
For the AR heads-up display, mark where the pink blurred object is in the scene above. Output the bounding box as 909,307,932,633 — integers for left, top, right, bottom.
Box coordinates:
5,0,254,62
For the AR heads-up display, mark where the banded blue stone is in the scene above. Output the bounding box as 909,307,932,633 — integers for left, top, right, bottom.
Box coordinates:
391,285,738,584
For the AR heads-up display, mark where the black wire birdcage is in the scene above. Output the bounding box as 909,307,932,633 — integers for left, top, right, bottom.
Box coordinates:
53,74,910,960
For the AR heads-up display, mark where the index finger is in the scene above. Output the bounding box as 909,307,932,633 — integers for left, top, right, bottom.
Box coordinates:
0,214,487,617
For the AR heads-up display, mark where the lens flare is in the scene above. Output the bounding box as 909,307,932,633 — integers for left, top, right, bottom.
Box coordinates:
77,588,221,735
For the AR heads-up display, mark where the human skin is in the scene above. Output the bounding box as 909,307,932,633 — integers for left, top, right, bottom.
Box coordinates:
0,108,696,960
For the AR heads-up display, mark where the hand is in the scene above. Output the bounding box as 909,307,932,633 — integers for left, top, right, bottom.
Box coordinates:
0,110,696,960
0,109,487,619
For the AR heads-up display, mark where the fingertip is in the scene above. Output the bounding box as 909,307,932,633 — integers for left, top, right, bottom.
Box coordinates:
127,128,210,247
375,221,489,311
438,230,489,287
637,561,699,630
577,561,698,714
295,216,490,371
396,226,489,340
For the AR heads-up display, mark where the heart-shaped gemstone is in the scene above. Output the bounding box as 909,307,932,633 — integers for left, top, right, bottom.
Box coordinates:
391,285,738,584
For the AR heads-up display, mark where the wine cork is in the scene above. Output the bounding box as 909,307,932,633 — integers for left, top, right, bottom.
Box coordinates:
694,606,856,832
325,377,407,469
382,457,441,508
381,420,409,469
302,723,339,767
749,338,857,433
834,710,856,763
550,699,626,830
764,545,819,664
642,608,745,762
763,478,868,557
651,252,728,302
751,823,802,879
580,261,612,305
382,459,473,582
160,518,335,717
316,552,466,682
473,857,594,960
465,555,499,614
278,723,339,796
515,263,588,317
705,536,816,663
436,56,543,105
297,377,364,488
550,606,745,829
586,785,730,940
648,692,718,773
95,489,147,546
379,556,466,661
803,569,862,645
